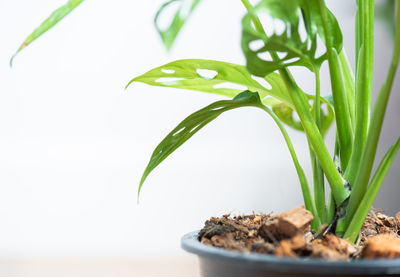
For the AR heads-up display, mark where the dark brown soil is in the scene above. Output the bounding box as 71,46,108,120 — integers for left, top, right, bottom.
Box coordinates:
199,207,400,261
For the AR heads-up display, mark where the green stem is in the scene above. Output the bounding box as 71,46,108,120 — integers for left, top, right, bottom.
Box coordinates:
241,0,349,208
326,192,335,224
259,105,321,229
312,69,326,223
318,0,353,170
355,0,363,73
327,136,340,224
278,69,349,205
344,0,374,186
340,0,400,236
338,49,356,128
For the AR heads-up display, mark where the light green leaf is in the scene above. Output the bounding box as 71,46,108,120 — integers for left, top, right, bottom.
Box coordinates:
241,0,342,76
10,0,84,66
127,59,335,133
154,0,201,51
127,59,293,107
344,137,400,242
137,90,262,196
272,95,334,136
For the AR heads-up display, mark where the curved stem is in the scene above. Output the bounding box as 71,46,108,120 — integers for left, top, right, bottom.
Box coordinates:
241,0,349,207
259,105,320,229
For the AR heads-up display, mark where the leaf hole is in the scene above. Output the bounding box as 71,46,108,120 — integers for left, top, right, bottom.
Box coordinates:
293,111,301,122
213,82,247,90
172,127,186,137
210,106,225,111
179,0,192,18
257,51,273,61
155,1,180,31
251,75,272,90
276,51,287,59
156,77,185,84
316,36,327,57
307,39,312,51
249,39,265,52
298,15,307,43
196,69,218,80
285,57,300,64
258,13,274,37
274,19,286,36
190,124,203,134
161,69,175,74
321,103,329,115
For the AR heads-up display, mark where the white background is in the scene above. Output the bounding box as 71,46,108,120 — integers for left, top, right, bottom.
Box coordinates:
0,0,399,258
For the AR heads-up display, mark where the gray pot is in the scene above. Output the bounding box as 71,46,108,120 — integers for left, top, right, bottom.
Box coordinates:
181,231,400,277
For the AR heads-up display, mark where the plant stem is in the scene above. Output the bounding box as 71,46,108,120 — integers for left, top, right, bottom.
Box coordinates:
278,69,349,205
339,0,400,236
311,68,326,223
338,49,356,128
241,0,349,207
355,0,363,73
318,0,353,170
259,104,321,229
344,0,374,187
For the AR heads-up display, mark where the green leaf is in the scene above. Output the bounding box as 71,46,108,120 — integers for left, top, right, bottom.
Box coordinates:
127,59,293,107
154,0,201,51
127,59,335,133
272,95,334,136
337,0,400,236
137,90,262,196
344,137,400,243
10,0,84,66
241,0,342,77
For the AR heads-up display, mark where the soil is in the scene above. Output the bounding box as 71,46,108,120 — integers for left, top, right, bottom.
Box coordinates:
199,207,400,261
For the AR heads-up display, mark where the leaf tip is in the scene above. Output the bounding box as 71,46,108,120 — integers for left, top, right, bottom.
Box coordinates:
9,53,17,68
125,79,136,90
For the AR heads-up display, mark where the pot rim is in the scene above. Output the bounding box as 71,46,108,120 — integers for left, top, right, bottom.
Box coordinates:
181,231,400,275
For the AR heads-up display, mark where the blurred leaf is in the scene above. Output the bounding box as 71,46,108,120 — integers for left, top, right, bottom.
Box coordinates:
241,0,342,76
376,0,396,39
10,0,84,66
137,90,262,196
272,95,334,136
154,0,201,51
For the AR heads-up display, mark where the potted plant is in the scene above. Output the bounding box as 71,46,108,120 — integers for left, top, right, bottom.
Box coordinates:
12,0,400,276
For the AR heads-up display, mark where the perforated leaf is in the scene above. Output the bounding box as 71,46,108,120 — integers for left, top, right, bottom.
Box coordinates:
127,59,293,107
138,90,262,196
154,0,201,50
241,0,342,76
128,59,335,133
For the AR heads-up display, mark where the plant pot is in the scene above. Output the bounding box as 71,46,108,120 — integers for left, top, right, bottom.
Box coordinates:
181,231,400,277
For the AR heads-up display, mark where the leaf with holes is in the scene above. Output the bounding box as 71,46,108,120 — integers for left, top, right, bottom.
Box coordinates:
241,0,342,76
128,59,335,133
138,90,262,196
10,0,84,66
155,0,201,51
127,59,297,107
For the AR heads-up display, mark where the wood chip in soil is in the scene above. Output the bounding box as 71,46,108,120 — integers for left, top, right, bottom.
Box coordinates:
198,207,400,261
